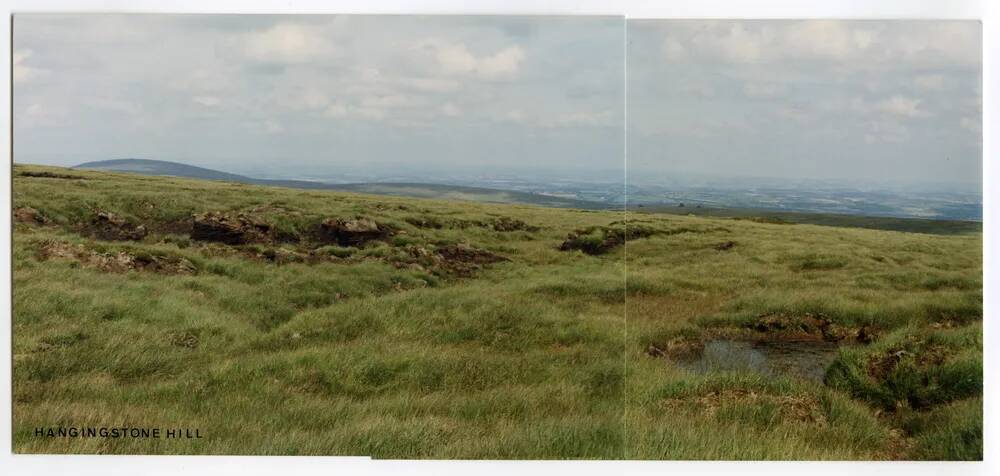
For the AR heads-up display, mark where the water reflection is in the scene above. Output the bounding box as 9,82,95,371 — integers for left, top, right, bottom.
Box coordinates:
678,339,841,382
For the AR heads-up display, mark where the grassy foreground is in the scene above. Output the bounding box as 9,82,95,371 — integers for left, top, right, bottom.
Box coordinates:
626,210,982,459
12,164,982,459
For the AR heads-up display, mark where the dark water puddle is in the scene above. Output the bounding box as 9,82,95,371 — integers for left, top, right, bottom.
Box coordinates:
678,339,842,382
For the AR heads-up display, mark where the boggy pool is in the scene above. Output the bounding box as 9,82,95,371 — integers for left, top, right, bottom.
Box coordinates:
678,339,843,382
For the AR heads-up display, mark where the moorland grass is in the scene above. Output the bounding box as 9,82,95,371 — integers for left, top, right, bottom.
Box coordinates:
12,164,982,459
625,209,981,460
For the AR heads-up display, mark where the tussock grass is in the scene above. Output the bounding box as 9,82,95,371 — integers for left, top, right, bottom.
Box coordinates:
13,164,981,459
625,210,981,460
825,324,982,410
13,165,625,457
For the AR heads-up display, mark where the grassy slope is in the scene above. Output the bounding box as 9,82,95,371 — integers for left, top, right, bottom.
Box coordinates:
13,165,626,457
626,213,982,459
12,165,982,459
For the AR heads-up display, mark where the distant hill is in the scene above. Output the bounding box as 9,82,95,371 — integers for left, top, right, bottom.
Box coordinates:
74,159,339,190
75,158,251,182
73,159,605,209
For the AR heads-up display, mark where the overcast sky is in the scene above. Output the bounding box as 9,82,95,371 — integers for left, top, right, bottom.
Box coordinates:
13,14,624,180
628,20,982,191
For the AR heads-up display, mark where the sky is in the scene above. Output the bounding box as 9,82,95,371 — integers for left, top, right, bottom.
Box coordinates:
628,20,982,191
13,15,624,180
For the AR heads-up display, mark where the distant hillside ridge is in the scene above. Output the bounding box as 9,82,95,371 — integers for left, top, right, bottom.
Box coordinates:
72,159,606,209
73,158,336,189
75,158,253,182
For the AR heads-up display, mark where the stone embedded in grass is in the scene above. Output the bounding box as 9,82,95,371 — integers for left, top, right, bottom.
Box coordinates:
399,243,508,276
13,206,50,225
857,325,880,344
714,240,736,251
167,330,199,349
866,349,910,380
35,240,197,275
318,217,393,247
559,224,658,255
17,170,85,180
435,243,507,265
559,227,621,254
747,312,865,343
192,212,271,244
491,216,539,232
89,211,147,241
646,336,705,360
404,215,493,230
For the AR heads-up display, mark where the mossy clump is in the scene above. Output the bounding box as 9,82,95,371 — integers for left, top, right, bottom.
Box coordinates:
558,224,656,255
825,324,982,411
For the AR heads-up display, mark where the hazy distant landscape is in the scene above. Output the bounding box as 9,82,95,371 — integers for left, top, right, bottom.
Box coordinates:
66,158,982,222
72,159,614,209
628,180,982,221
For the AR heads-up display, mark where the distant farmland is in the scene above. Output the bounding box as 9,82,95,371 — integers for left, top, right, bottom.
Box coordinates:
630,204,982,235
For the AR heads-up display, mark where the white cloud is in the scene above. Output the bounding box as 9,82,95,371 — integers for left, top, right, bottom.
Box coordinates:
21,103,68,127
658,20,978,66
420,40,525,80
893,22,981,65
864,120,908,144
193,96,221,107
323,102,387,121
782,20,871,60
853,29,876,50
13,49,46,83
324,103,348,118
85,97,142,115
436,43,478,74
688,23,766,63
301,90,329,109
263,120,284,134
361,94,424,109
684,83,715,98
914,74,947,91
821,95,931,120
547,111,616,128
743,82,782,99
397,76,460,93
476,47,525,79
242,23,337,64
269,88,334,111
662,38,685,61
13,14,625,174
874,95,929,118
631,19,981,187
440,102,462,117
170,68,231,93
960,116,981,134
